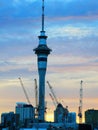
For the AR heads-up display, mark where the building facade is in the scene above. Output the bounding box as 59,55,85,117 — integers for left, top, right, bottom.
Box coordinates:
15,102,35,126
85,109,98,128
1,112,19,129
54,103,69,123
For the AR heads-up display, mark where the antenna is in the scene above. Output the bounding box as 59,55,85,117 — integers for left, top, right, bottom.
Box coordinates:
42,0,45,31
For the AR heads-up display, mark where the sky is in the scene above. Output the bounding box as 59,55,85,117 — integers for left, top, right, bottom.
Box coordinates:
0,0,98,122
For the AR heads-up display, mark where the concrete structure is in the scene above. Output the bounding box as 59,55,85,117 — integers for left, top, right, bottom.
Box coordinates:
85,109,98,129
33,0,51,122
15,102,34,125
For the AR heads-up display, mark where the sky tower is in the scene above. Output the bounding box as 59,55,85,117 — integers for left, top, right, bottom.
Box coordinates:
33,0,51,122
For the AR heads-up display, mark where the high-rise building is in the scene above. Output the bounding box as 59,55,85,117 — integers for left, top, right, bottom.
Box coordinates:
54,103,69,123
33,0,51,122
15,102,34,125
85,109,98,128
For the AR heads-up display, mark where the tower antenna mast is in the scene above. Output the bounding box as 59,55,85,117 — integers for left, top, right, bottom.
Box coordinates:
42,0,45,31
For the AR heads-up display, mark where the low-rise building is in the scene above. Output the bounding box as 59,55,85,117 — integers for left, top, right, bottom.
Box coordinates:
1,112,19,130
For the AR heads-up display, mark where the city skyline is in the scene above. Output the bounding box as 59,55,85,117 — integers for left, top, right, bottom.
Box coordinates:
0,0,98,122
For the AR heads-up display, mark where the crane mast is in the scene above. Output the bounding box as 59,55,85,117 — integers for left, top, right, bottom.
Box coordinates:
49,93,57,108
34,79,38,109
34,79,38,117
47,81,58,106
78,80,83,123
18,77,31,104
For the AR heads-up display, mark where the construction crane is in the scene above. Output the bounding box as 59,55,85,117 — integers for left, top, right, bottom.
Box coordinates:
34,79,38,117
47,81,59,107
45,101,47,114
18,77,31,104
34,79,38,108
78,80,83,124
49,93,57,108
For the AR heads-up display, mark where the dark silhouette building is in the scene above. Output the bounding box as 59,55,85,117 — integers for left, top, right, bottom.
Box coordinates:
85,109,98,129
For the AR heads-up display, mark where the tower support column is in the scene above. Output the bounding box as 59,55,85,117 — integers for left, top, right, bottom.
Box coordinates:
38,69,46,121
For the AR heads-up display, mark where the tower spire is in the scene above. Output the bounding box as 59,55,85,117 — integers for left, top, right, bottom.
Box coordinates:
42,0,44,31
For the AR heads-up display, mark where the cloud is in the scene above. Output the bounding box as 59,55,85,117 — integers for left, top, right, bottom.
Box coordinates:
47,24,98,39
0,55,36,72
13,0,36,4
0,0,98,18
45,0,98,18
0,0,40,18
